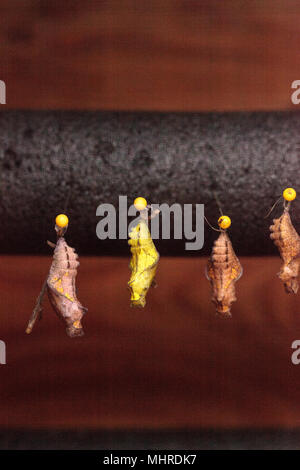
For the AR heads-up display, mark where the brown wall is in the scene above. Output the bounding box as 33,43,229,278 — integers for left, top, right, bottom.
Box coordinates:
1,256,300,429
0,0,299,111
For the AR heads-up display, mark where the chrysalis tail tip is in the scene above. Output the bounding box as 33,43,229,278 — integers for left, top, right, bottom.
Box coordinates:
66,327,85,338
216,310,232,319
130,300,146,308
284,282,299,295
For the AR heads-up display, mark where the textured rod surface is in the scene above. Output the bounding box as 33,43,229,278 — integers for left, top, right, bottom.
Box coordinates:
0,110,299,255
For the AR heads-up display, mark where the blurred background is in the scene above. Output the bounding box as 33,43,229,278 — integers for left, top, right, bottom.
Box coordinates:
1,0,300,450
1,0,299,111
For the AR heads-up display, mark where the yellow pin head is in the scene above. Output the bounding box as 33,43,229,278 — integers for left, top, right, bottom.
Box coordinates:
218,215,231,230
283,187,296,202
134,197,147,211
55,214,69,228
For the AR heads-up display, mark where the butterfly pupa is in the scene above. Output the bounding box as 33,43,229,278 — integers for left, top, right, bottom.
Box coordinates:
269,188,300,294
128,198,160,307
26,214,87,337
205,215,243,317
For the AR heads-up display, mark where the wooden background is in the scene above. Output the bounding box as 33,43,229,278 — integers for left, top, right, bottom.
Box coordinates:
1,0,300,433
1,256,300,429
0,0,299,111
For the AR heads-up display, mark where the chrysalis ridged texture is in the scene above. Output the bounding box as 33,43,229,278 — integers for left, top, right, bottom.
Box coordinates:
270,209,300,294
206,231,243,317
47,237,86,337
128,219,159,307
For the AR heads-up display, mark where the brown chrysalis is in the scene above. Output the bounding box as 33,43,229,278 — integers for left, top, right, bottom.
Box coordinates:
206,215,243,317
26,215,87,337
270,208,300,294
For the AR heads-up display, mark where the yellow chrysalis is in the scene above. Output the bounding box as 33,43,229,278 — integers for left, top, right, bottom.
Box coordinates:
128,219,159,307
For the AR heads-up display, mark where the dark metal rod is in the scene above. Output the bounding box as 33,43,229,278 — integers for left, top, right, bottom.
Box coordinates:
0,110,299,255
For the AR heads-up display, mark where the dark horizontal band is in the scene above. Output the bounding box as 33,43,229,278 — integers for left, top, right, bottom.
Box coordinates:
0,110,299,255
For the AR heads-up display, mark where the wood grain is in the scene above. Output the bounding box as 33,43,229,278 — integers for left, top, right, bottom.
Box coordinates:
0,0,299,111
0,255,300,429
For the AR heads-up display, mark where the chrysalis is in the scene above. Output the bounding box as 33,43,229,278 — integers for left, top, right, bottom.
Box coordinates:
26,214,87,337
206,215,243,317
269,187,300,294
128,197,160,307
